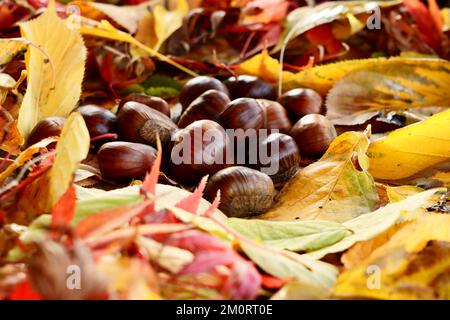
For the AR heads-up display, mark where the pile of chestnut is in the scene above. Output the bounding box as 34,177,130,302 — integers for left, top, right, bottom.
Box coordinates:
27,75,337,218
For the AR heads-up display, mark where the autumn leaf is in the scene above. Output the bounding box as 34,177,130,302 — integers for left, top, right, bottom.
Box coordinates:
334,214,450,299
18,113,89,214
340,222,408,270
68,16,198,77
326,59,450,125
17,1,86,139
228,218,351,252
307,188,445,259
236,48,294,84
368,109,450,181
260,131,378,222
240,241,338,289
74,0,156,33
50,184,76,237
96,255,159,300
0,38,28,66
274,1,401,53
136,0,188,51
0,107,23,155
0,137,56,185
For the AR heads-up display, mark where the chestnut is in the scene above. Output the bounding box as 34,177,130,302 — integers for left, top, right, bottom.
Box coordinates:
204,166,275,218
277,88,323,121
290,114,337,157
224,75,276,100
119,93,170,117
78,105,117,139
177,89,230,128
98,141,157,182
218,98,266,131
27,117,66,147
256,99,292,134
252,133,301,184
167,120,230,185
117,101,177,147
179,76,229,110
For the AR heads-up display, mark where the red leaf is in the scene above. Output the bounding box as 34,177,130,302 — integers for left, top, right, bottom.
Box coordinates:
141,143,162,198
175,176,208,214
179,250,236,275
8,280,43,300
260,274,285,289
403,0,442,51
306,23,342,54
427,0,443,32
201,192,220,217
227,259,262,300
74,200,153,239
50,184,76,237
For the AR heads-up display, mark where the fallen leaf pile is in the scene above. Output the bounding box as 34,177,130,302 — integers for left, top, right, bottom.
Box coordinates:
0,0,449,300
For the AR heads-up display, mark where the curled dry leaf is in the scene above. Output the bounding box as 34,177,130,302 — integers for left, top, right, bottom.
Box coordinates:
368,109,450,181
260,131,378,222
0,107,23,155
326,59,450,125
18,0,87,138
28,239,108,300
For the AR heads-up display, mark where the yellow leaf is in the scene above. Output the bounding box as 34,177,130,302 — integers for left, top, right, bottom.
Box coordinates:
340,222,408,270
0,137,56,184
0,38,28,66
385,185,424,203
150,0,188,51
236,49,295,84
18,112,90,214
48,112,90,206
68,16,198,77
334,214,450,299
283,57,385,95
326,59,450,125
306,188,445,259
88,1,155,33
17,0,87,139
368,109,450,180
260,131,378,222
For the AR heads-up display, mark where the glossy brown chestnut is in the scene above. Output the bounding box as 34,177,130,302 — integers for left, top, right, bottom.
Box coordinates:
177,89,230,128
27,117,66,147
119,93,170,117
204,166,275,218
224,75,276,100
218,98,266,131
78,105,117,139
290,114,337,157
256,99,292,134
277,88,322,121
98,141,157,182
252,133,301,183
167,120,230,184
117,101,177,147
179,76,229,110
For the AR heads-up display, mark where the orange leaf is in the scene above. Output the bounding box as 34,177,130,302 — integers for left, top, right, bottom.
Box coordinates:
50,184,76,236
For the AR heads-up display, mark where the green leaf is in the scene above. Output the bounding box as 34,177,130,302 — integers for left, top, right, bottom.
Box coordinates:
145,86,179,98
74,194,143,225
141,75,182,90
240,241,338,289
306,188,445,259
228,218,351,252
